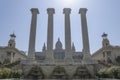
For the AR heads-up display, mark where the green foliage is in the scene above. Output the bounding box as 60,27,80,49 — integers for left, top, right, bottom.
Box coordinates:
97,66,120,79
4,60,21,68
0,68,22,79
0,60,22,79
3,58,10,64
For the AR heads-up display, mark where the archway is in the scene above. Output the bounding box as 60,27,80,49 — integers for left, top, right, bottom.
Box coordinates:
73,66,91,79
50,66,68,79
25,66,44,79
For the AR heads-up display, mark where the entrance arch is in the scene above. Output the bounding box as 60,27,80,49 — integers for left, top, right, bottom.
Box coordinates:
50,66,68,79
25,66,44,79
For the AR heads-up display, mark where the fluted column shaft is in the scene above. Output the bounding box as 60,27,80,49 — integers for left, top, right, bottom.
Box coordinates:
47,8,55,51
28,8,39,60
63,8,71,51
79,8,90,54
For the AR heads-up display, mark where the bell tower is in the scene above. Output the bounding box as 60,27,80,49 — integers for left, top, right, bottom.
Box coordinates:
102,33,110,47
8,33,16,48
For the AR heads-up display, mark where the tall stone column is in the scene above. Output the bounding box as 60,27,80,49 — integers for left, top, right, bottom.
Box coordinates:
63,8,71,51
79,8,91,62
28,8,39,60
47,8,55,51
45,8,55,63
63,8,73,63
79,8,95,77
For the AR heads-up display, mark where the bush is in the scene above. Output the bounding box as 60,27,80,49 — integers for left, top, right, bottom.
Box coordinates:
0,68,22,79
4,60,21,68
97,66,120,79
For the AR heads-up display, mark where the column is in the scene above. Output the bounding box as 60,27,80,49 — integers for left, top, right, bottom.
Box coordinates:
47,8,55,51
63,8,71,51
63,8,73,63
79,8,95,77
10,52,13,63
28,8,39,60
46,8,55,63
79,8,91,62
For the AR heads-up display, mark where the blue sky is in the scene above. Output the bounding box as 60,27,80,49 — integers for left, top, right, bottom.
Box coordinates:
0,0,120,54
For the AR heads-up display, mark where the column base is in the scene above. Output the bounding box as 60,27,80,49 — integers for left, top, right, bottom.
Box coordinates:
64,51,74,64
45,50,54,64
82,52,97,64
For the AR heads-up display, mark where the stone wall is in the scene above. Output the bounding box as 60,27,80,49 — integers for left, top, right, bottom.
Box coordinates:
20,61,98,79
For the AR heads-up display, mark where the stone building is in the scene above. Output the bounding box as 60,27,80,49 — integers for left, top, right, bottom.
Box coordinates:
2,8,119,79
92,33,120,64
0,33,27,64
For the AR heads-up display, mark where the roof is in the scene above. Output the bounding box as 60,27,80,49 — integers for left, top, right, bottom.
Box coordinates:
0,46,27,58
92,45,120,57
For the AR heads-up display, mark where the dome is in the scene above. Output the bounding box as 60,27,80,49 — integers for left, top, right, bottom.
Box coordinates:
55,38,62,50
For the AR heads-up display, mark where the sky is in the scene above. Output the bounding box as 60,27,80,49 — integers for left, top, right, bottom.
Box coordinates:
0,0,120,54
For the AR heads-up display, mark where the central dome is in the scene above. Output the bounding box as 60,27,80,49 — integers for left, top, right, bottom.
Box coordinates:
55,38,63,50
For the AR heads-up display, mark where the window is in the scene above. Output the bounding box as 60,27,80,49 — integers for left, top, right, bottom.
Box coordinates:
106,43,108,46
54,51,65,59
103,52,105,57
106,51,111,57
103,51,111,57
10,44,12,47
7,52,11,56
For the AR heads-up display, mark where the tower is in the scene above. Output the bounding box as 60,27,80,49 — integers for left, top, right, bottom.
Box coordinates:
102,33,110,47
72,43,76,52
42,43,46,52
8,33,16,48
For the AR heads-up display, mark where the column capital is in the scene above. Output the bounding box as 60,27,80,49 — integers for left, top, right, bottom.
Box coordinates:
31,8,39,14
47,8,55,14
63,8,71,14
79,8,87,14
